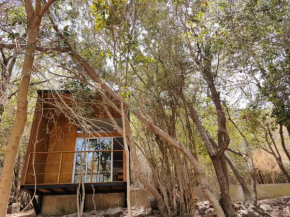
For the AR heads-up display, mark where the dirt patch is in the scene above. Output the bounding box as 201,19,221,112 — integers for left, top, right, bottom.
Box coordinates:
6,209,35,217
6,207,160,217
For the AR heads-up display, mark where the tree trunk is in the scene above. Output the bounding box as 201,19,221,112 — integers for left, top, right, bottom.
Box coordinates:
225,106,258,205
243,155,257,205
258,170,264,184
286,124,290,138
121,101,132,217
249,166,257,205
199,58,234,216
221,155,230,189
212,156,236,217
266,125,290,182
0,25,39,215
276,157,290,182
280,125,290,162
0,0,55,213
225,155,252,202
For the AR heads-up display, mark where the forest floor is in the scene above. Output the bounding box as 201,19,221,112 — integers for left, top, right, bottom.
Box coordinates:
196,195,290,217
6,195,290,217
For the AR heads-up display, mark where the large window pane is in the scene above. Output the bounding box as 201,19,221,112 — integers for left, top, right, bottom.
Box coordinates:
73,138,113,183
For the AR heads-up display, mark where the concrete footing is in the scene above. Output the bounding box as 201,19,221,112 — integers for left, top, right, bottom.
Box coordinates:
41,193,125,215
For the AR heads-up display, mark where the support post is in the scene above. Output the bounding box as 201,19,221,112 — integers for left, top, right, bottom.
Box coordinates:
23,153,32,185
30,192,43,215
123,151,126,181
91,152,94,182
124,188,127,208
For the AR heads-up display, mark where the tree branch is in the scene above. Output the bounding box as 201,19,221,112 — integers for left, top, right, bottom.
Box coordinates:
24,0,34,21
226,148,243,157
39,0,56,17
0,43,71,53
35,0,41,14
8,79,48,99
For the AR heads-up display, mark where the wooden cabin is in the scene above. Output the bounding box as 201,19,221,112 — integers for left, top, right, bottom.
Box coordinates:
20,90,128,215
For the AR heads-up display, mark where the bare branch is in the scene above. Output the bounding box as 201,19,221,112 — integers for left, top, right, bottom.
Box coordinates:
8,79,49,99
226,148,243,157
39,0,56,17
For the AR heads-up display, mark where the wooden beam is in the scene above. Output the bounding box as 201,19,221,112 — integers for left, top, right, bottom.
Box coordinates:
57,152,63,183
76,131,122,138
23,152,31,185
30,150,124,154
60,188,72,194
46,188,57,193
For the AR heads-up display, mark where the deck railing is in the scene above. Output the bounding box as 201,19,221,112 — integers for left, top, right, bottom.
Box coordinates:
23,150,125,185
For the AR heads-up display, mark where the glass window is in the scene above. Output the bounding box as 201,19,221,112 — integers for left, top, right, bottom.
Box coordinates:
73,138,113,183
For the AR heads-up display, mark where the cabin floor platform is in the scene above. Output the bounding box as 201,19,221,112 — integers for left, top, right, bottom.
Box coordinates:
21,182,127,215
20,181,127,196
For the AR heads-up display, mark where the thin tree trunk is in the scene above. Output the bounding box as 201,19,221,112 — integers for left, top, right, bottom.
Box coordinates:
276,157,290,182
266,126,290,182
225,106,257,205
279,125,290,162
257,170,264,184
286,125,290,138
224,155,252,202
243,156,257,205
121,101,132,217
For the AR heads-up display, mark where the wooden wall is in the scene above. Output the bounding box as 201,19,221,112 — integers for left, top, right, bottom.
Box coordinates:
22,91,125,185
44,113,77,184
22,93,77,185
22,99,50,184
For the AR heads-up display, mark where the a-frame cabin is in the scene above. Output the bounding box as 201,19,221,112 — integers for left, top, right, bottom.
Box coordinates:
20,90,127,215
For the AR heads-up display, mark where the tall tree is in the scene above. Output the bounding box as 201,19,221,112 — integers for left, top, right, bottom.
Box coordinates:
0,0,55,215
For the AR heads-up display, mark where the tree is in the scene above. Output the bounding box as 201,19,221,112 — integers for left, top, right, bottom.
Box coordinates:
0,0,55,215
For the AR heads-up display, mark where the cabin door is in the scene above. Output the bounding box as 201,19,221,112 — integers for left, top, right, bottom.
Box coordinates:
73,138,113,183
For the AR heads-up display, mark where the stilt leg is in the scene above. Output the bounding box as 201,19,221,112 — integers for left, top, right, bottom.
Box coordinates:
30,193,43,215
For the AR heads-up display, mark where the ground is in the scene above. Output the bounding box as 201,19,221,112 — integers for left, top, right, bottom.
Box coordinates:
6,196,290,217
196,196,290,217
